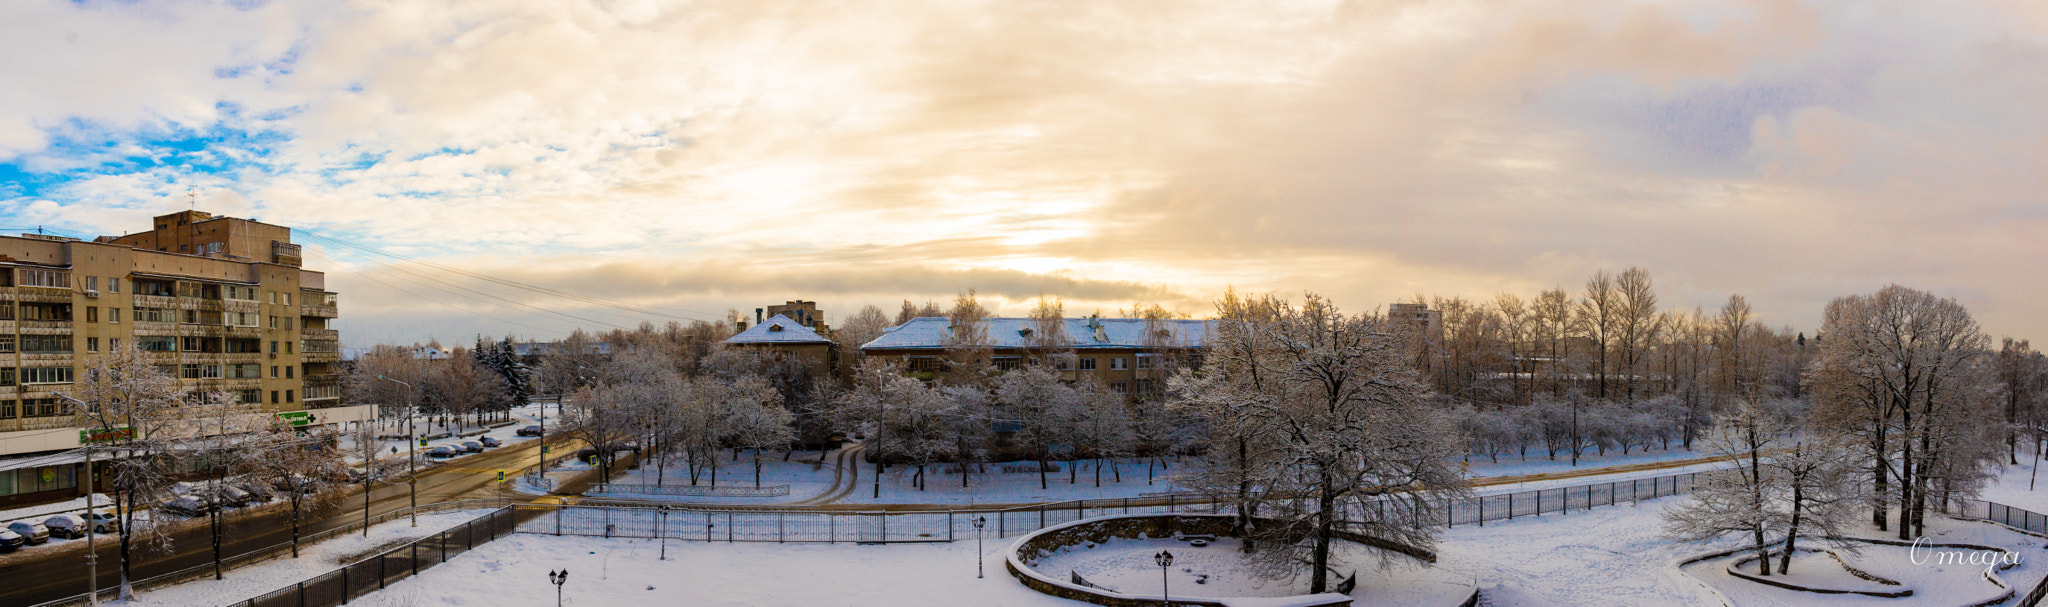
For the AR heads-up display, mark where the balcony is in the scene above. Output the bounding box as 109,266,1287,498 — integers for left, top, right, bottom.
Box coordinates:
18,352,74,364
14,289,71,304
300,304,337,319
132,294,177,309
301,328,339,341
272,241,303,268
302,351,340,364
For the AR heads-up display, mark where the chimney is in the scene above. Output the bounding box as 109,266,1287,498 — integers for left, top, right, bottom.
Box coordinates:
756,308,764,325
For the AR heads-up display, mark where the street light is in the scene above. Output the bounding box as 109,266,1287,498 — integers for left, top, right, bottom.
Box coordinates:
658,505,673,561
54,392,100,607
377,376,417,527
973,516,987,579
1155,550,1174,607
548,569,569,607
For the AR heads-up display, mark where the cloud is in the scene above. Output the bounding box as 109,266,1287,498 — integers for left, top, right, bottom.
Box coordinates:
3,0,2048,342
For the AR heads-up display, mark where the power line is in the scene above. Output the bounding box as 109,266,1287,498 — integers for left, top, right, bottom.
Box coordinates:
294,229,723,321
302,247,569,337
299,241,634,332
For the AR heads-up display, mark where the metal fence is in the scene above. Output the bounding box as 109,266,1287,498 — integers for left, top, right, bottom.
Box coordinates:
587,483,791,497
1948,497,2048,607
1443,472,1700,527
28,498,513,607
514,494,1221,543
225,507,518,607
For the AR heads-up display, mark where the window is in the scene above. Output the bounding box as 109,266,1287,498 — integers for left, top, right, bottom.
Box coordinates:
993,357,1022,371
0,399,11,418
1136,354,1159,370
109,338,120,350
226,286,257,301
285,366,294,379
226,311,259,327
227,363,260,379
1135,379,1159,394
139,337,177,352
183,309,201,325
180,364,221,380
0,302,11,320
182,337,200,352
1110,382,1129,394
20,334,71,352
108,307,119,324
1054,356,1074,371
283,317,294,330
1110,357,1128,371
0,336,12,353
86,307,98,323
270,391,279,404
1079,358,1098,371
19,269,68,289
236,390,260,404
84,276,97,291
906,357,940,373
285,390,293,403
134,308,176,323
269,341,278,354
108,277,120,293
285,341,293,354
21,367,73,384
268,315,277,329
0,369,12,386
86,337,98,352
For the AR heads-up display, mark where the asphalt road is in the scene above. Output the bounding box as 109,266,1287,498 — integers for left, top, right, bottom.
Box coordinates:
0,436,574,607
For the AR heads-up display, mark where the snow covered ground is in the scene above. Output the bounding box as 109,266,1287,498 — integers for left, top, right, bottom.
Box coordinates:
1463,445,1706,479
107,508,496,607
1037,535,1470,604
1977,455,2048,513
338,401,561,468
585,448,1199,506
1677,516,2048,607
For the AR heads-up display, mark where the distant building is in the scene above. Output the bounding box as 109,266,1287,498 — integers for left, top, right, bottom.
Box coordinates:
722,314,837,378
858,316,1210,398
0,210,373,508
1387,302,1444,375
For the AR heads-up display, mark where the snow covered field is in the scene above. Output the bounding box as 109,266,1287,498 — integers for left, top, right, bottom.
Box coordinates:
585,447,1199,506
107,508,496,606
1037,535,1470,604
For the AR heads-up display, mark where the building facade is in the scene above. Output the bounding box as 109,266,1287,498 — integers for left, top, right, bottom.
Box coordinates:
857,316,1210,397
0,211,372,507
722,313,837,378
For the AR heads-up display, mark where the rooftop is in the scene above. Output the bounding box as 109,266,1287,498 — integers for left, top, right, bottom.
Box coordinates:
725,314,835,345
860,317,1211,350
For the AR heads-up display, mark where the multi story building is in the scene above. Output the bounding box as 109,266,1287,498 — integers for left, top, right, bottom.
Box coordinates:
722,314,838,379
857,316,1210,397
0,210,375,508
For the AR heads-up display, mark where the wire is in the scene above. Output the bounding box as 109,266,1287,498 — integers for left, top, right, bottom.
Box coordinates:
301,247,568,337
294,229,722,321
300,242,632,332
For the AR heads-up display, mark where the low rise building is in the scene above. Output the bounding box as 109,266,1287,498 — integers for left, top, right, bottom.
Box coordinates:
857,316,1210,397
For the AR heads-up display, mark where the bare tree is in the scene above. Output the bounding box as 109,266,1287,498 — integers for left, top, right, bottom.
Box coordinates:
238,421,346,558
65,344,184,600
1663,399,1791,576
1580,271,1619,400
1614,267,1660,404
836,304,894,353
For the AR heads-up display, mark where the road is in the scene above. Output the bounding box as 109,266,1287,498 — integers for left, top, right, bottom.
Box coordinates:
0,435,577,607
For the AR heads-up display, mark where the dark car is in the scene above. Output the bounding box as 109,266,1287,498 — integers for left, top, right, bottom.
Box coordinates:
516,425,544,437
5,520,50,545
479,437,502,448
160,495,215,517
42,514,88,540
273,475,318,495
0,529,23,552
460,441,484,454
427,446,458,459
239,481,275,503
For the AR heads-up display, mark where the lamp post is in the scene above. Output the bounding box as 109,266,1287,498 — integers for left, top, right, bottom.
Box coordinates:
54,393,98,606
548,569,569,607
973,516,986,579
658,505,672,560
1155,550,1174,606
377,376,417,527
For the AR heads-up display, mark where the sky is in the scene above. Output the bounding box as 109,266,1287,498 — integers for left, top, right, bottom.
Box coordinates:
3,0,2046,345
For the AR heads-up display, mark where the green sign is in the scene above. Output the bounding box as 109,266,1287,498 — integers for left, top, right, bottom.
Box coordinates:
80,427,134,443
276,411,313,427
420,438,430,448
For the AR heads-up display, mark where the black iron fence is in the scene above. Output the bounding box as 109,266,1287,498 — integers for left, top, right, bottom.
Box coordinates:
586,482,791,497
1443,472,1700,527
1948,497,2048,607
225,507,518,607
515,494,1221,543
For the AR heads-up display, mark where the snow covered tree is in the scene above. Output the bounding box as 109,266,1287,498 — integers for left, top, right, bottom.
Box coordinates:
1175,291,1469,593
993,365,1085,490
238,421,346,558
1663,399,1792,576
713,374,795,488
63,343,184,599
836,304,894,356
1071,380,1135,487
1769,426,1868,574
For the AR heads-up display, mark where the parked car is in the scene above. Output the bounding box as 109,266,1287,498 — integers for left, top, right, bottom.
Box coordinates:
273,474,317,495
479,437,502,448
160,495,215,517
84,510,120,534
0,529,22,552
5,520,50,545
460,441,484,454
427,446,457,459
516,425,544,437
239,481,275,503
214,485,255,507
43,514,88,540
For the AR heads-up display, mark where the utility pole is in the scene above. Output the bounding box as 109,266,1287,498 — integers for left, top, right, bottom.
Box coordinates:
53,393,99,605
379,376,417,526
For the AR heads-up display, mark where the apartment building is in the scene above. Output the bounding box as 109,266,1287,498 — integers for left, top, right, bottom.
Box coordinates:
723,314,838,379
857,316,1210,397
0,210,375,508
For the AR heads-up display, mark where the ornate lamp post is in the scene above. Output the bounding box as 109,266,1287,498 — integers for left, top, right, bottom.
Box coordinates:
549,569,569,607
973,516,987,579
658,505,673,560
1154,550,1174,606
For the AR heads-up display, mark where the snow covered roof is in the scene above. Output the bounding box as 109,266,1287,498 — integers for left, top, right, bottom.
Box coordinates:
724,314,835,345
509,341,613,357
860,317,1211,351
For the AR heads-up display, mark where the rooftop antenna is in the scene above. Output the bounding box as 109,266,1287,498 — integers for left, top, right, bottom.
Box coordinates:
186,187,199,210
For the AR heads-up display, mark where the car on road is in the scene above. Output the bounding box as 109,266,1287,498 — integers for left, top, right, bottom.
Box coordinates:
0,529,22,552
478,437,502,448
427,446,458,459
214,485,255,507
42,514,88,539
516,425,543,437
5,520,50,545
160,495,215,517
460,441,484,453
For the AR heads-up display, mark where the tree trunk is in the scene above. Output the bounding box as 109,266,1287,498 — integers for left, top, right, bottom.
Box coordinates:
1779,484,1804,574
1310,471,1335,593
